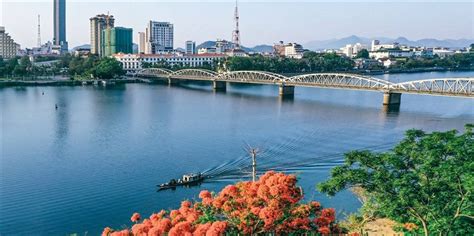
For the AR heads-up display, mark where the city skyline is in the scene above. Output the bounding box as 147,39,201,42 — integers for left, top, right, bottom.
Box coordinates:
1,0,473,49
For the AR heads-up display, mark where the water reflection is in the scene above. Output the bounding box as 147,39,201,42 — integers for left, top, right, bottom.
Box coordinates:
53,88,70,158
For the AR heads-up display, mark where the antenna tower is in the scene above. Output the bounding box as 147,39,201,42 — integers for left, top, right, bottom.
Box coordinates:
37,14,41,47
232,0,241,49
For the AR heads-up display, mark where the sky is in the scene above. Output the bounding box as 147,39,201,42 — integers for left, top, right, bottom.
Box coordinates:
1,0,473,49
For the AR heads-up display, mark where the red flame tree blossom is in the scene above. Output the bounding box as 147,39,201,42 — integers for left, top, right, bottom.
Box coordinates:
103,171,340,235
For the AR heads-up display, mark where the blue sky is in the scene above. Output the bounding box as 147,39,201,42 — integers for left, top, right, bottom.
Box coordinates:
1,0,473,49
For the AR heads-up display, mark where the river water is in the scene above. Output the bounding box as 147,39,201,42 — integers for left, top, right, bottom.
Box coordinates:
1,71,473,235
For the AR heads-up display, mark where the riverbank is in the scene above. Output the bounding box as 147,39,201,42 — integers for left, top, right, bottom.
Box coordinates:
0,78,148,87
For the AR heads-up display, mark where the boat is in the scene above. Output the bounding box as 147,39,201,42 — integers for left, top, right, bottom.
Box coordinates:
157,173,205,191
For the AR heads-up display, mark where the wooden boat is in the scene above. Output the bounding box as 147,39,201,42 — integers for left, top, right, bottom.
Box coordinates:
157,173,205,191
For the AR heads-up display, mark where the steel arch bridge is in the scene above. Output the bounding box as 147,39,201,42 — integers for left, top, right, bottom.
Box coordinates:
135,68,474,98
389,78,473,97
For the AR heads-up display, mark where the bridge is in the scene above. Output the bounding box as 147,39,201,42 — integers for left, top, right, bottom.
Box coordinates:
135,68,474,107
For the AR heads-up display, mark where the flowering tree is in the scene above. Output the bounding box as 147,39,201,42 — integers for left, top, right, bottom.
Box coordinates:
318,125,474,236
103,171,340,235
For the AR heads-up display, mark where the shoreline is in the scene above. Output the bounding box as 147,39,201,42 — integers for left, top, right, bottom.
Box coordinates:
0,78,148,87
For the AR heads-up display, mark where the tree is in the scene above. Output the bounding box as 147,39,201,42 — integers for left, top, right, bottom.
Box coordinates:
0,56,6,77
470,43,474,52
103,171,341,235
92,57,125,79
355,49,369,59
318,125,474,236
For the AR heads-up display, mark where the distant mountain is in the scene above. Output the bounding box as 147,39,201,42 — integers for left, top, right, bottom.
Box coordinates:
251,45,273,53
197,41,216,49
197,41,273,53
304,36,473,50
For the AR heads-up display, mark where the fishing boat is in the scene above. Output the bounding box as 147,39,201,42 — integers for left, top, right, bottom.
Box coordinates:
157,173,205,191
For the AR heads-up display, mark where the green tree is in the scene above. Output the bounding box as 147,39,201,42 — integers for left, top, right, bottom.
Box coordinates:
355,49,369,59
0,56,6,77
318,125,474,236
92,57,125,79
470,43,474,52
13,56,33,77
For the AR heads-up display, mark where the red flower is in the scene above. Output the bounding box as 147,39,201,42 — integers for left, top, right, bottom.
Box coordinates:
193,223,211,236
131,213,141,223
318,226,331,235
168,221,193,236
199,190,212,199
103,171,339,235
102,227,112,236
206,221,227,236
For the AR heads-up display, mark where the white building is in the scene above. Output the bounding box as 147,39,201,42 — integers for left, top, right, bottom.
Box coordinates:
113,53,226,71
0,26,20,59
198,47,217,54
340,43,367,58
215,40,234,53
379,58,398,68
284,43,304,59
273,42,304,59
369,50,414,60
146,21,174,54
433,48,455,58
30,41,57,55
138,32,146,54
371,40,399,51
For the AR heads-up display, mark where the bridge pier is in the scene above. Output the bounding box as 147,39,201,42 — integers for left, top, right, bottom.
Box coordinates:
168,78,179,85
279,85,295,97
213,81,227,91
383,92,402,106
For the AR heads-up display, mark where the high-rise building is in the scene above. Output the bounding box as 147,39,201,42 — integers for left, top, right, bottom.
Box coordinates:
185,41,196,54
53,0,68,53
90,14,115,56
101,27,133,57
0,26,20,59
138,32,146,54
146,21,174,54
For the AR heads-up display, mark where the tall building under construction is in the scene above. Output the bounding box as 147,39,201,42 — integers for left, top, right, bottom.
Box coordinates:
90,14,115,56
101,27,133,57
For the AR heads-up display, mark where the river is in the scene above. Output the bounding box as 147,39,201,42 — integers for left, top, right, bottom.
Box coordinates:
0,71,473,235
